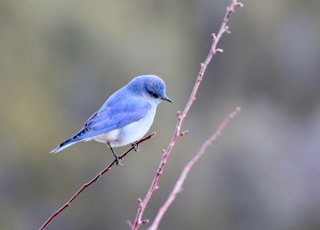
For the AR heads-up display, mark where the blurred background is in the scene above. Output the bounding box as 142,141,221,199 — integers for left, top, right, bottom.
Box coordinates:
1,0,320,229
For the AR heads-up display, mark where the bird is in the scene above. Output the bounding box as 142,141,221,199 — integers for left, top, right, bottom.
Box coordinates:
50,75,172,165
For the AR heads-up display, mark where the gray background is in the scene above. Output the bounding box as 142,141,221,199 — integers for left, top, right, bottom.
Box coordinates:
1,0,320,229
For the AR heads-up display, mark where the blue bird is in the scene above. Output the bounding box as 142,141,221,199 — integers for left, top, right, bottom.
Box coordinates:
50,75,172,165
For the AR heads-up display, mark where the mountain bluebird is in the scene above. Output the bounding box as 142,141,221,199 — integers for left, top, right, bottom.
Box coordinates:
50,75,172,165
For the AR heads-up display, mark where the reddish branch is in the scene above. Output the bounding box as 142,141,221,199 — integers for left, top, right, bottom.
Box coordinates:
149,107,241,230
40,0,242,229
39,133,156,230
131,1,243,229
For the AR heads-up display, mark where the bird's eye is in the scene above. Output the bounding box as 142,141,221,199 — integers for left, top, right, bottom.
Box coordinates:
149,91,159,99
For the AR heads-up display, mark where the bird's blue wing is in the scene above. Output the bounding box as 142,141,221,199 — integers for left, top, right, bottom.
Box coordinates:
79,94,151,139
50,90,151,153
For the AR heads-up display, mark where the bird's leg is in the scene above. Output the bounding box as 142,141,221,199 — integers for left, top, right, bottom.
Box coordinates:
131,142,140,152
107,143,123,166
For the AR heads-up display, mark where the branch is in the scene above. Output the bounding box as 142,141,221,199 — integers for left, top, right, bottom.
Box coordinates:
149,107,241,230
131,1,243,229
39,132,156,230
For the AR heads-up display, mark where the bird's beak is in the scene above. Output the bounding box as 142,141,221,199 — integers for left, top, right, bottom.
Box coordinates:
162,96,173,103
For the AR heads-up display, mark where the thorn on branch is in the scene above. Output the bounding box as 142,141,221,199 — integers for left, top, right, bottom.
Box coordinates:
234,0,244,7
216,48,224,53
141,219,149,224
176,111,182,119
211,33,217,41
179,131,189,137
225,26,231,33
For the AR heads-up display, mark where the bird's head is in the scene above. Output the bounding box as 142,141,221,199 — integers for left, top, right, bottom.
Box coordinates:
128,75,172,104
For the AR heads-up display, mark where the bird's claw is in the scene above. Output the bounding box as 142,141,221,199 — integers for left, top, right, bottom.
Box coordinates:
131,143,140,152
115,154,124,166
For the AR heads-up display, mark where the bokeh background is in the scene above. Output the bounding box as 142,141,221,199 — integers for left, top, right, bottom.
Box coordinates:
1,0,320,229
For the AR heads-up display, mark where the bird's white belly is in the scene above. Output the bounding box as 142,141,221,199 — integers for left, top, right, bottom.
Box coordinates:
91,109,156,147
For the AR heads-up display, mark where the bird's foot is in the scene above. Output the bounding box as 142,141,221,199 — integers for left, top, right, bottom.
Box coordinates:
114,154,124,166
107,143,123,166
131,142,140,152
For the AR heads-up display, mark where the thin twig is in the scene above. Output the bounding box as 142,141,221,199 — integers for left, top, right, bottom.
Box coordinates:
131,1,243,229
149,107,241,230
39,132,156,230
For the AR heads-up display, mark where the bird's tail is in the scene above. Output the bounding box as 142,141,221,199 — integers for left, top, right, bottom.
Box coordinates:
50,137,82,154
